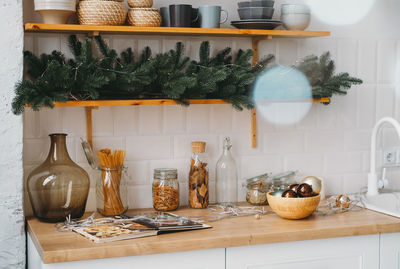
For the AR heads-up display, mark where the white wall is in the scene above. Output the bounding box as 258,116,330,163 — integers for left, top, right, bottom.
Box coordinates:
22,0,400,213
1,0,25,268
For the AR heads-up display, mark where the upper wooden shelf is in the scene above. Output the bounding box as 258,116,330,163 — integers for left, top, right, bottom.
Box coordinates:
40,98,330,107
25,23,330,38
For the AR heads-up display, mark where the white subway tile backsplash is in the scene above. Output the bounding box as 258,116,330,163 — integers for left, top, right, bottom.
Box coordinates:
92,107,114,137
377,40,397,84
357,85,376,128
38,107,63,137
62,107,86,137
376,86,395,119
113,106,139,136
187,105,210,134
325,152,363,174
241,155,283,180
163,105,186,134
264,132,305,154
278,39,298,66
210,105,232,133
342,174,368,194
128,185,153,209
126,161,150,185
305,131,344,153
283,153,324,175
232,108,251,133
23,138,48,165
357,40,377,83
324,175,343,195
36,35,61,54
139,106,162,135
337,39,357,75
344,130,371,151
126,136,172,160
23,109,39,139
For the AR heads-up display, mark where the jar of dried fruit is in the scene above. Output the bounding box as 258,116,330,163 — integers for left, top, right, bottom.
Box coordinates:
245,173,270,206
189,142,209,209
152,168,179,211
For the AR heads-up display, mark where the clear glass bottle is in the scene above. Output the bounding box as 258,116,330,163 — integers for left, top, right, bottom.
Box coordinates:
27,133,90,222
96,167,128,216
153,168,179,211
189,142,209,208
215,137,238,204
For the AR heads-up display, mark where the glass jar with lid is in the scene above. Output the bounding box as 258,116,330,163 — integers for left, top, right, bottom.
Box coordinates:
269,171,297,192
152,168,179,211
245,173,270,206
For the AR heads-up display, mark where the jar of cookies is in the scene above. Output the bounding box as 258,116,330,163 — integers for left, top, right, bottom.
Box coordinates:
189,142,209,209
152,168,179,211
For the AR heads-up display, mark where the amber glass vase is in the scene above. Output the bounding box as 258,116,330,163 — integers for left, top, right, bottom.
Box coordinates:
27,133,90,222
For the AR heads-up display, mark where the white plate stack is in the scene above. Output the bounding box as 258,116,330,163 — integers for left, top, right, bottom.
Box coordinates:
34,0,77,24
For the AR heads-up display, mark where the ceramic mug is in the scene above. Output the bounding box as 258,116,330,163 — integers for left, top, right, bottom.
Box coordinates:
160,7,170,27
198,5,228,28
169,4,198,27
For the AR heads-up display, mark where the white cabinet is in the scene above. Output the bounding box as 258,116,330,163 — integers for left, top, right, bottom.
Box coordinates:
28,233,400,269
226,235,380,269
28,234,225,269
380,233,400,269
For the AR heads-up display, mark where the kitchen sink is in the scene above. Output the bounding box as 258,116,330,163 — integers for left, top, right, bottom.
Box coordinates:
361,192,400,218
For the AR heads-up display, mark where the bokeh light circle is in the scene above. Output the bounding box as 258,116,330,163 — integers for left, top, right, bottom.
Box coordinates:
253,65,312,125
306,0,375,26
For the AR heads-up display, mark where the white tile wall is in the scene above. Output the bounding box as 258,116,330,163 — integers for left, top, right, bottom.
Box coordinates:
22,0,400,212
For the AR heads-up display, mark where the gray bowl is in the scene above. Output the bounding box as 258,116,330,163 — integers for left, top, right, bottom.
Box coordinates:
238,0,274,8
238,7,274,20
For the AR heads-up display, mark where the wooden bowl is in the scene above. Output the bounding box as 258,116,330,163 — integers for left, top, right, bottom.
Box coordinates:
267,192,320,219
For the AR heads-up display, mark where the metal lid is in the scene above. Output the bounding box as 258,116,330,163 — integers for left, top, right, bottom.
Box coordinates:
154,168,178,180
246,173,270,186
81,138,99,169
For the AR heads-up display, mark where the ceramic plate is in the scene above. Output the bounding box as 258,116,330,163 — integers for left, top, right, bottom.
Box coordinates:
231,20,282,30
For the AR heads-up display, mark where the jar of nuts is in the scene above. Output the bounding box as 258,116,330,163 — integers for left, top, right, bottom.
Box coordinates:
152,168,179,211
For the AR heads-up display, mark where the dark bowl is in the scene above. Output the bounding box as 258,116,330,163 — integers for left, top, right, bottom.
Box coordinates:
238,0,275,8
238,7,274,20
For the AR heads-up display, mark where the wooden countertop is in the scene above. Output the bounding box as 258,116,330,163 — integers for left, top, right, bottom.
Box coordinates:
27,207,400,264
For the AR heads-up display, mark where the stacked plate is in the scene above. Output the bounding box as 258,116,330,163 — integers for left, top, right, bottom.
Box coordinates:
34,0,77,24
232,0,281,30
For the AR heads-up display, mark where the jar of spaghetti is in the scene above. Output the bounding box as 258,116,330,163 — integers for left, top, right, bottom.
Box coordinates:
96,167,128,216
152,168,179,211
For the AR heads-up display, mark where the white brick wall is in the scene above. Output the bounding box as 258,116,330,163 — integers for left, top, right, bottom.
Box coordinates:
1,0,25,268
22,0,400,212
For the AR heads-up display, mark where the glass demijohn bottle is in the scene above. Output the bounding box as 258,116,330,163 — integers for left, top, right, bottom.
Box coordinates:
215,137,238,204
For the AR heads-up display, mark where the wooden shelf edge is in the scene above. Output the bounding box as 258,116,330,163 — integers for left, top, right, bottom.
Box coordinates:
25,98,330,108
25,23,330,38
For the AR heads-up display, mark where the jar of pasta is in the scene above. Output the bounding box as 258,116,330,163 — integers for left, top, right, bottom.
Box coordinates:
152,168,179,211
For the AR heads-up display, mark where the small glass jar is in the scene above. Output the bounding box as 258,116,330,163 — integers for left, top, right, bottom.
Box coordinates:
245,174,269,206
269,171,297,192
96,167,128,216
153,168,179,211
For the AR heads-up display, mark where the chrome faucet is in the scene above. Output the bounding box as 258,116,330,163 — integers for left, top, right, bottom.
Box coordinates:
368,117,400,196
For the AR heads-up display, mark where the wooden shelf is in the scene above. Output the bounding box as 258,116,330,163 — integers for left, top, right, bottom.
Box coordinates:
25,23,330,38
47,98,330,107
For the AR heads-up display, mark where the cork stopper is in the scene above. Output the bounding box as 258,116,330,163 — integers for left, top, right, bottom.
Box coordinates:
191,141,206,153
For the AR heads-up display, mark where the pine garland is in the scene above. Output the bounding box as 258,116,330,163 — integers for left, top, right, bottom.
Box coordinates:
12,35,362,115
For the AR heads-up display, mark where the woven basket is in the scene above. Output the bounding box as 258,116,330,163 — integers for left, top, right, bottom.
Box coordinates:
127,8,161,27
127,0,153,8
77,0,127,25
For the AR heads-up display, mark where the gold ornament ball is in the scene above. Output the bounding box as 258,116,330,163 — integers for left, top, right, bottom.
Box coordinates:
335,194,351,209
301,176,322,194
